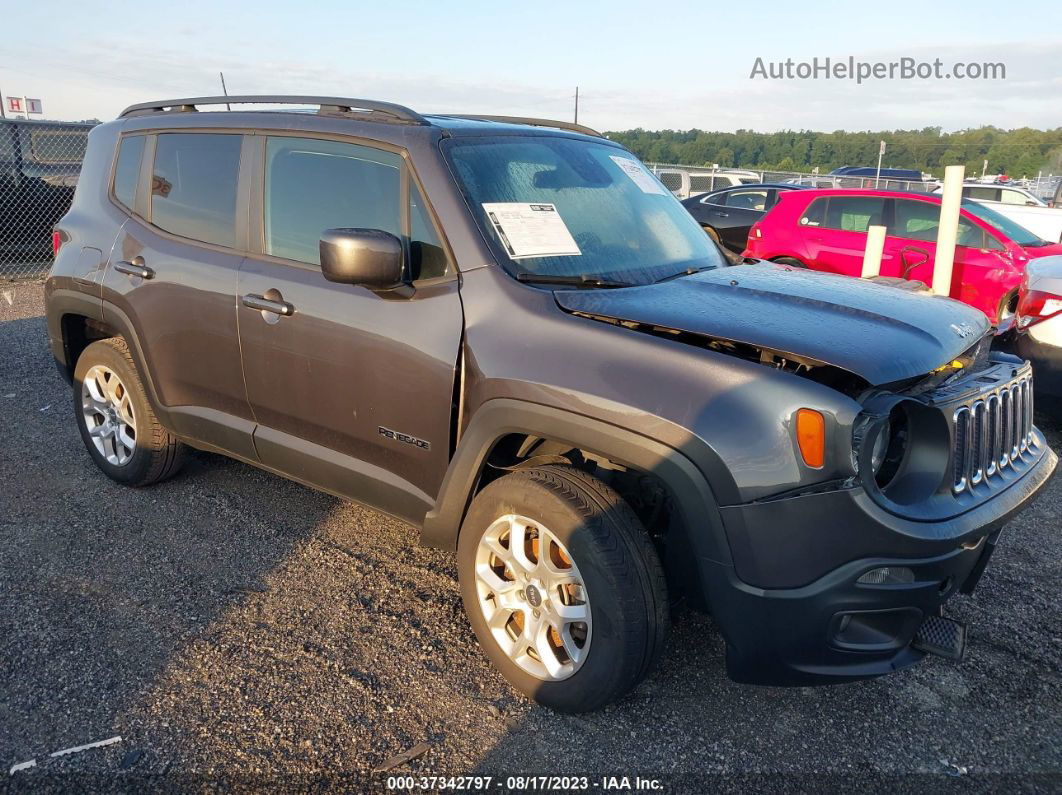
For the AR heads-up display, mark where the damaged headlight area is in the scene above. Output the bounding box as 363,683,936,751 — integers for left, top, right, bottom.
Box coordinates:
854,395,951,506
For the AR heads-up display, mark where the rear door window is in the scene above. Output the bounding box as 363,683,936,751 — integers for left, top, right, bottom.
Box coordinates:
264,137,402,266
723,189,769,212
151,133,242,248
999,189,1028,205
113,135,145,212
963,186,1000,202
823,196,886,233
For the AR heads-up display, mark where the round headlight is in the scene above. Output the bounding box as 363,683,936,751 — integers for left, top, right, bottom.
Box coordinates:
857,396,951,507
869,418,891,475
868,407,909,490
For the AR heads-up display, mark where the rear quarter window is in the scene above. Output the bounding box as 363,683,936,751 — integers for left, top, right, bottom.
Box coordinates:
798,197,827,227
113,135,145,211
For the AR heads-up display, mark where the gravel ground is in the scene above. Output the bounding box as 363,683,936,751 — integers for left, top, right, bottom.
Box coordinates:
1,280,1059,792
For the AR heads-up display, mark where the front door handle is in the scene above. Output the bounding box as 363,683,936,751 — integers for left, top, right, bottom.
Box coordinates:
114,256,154,280
242,293,295,316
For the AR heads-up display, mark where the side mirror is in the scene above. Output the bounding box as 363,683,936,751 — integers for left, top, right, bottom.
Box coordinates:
319,228,405,292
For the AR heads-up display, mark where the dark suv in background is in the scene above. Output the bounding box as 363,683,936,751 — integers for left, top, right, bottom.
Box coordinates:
46,96,1056,712
1,118,93,275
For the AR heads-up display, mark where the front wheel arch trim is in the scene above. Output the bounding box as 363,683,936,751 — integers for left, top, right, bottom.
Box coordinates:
420,399,735,572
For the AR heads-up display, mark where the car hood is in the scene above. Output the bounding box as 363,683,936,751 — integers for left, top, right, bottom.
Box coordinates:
1024,242,1062,258
1027,254,1062,287
554,262,990,385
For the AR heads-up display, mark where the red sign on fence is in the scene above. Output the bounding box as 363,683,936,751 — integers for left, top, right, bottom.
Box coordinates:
6,96,25,114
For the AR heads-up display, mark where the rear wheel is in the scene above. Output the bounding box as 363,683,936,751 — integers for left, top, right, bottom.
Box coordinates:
73,338,185,486
457,465,668,712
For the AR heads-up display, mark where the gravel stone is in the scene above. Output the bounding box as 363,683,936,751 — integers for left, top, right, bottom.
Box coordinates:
1,281,1059,790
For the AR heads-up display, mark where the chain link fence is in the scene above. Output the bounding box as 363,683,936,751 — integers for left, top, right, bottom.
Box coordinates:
1,118,96,281
644,162,941,199
645,161,1062,203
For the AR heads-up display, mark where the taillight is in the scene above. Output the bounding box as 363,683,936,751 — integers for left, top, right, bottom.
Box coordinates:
1016,289,1062,328
52,230,62,258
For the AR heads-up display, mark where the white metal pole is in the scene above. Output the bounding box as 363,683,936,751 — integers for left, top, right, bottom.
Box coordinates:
861,225,886,279
875,141,884,188
932,164,966,297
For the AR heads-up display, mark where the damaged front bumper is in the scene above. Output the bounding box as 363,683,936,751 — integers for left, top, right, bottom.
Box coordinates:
704,435,1056,686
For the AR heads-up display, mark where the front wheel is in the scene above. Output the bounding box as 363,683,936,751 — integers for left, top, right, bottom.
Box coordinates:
457,466,669,712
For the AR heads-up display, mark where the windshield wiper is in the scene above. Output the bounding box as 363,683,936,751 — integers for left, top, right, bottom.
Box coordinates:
653,265,716,284
516,273,634,288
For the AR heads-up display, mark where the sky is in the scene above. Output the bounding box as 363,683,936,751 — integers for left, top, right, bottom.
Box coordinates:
1,0,1060,132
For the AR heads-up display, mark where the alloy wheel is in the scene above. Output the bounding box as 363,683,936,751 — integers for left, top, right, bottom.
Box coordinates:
81,364,137,466
473,514,592,681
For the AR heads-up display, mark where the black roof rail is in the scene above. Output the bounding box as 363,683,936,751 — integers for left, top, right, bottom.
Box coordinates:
118,95,428,125
444,114,602,138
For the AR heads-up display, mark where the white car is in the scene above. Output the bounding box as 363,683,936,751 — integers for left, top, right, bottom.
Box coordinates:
652,167,759,199
934,183,1062,243
1015,255,1062,402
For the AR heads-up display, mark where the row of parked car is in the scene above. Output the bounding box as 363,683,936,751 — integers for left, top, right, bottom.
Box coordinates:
680,180,1062,401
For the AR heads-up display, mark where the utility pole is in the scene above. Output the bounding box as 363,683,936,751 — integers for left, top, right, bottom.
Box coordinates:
574,86,579,125
220,72,231,111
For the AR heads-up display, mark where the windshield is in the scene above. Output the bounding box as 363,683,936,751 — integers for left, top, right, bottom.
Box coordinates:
961,198,1045,246
443,136,725,284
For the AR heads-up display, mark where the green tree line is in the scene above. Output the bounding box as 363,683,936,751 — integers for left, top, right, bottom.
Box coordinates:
606,126,1062,178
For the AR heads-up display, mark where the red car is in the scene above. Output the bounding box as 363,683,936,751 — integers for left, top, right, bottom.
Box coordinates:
743,189,1062,323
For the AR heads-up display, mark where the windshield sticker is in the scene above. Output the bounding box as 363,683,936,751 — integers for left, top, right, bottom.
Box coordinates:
482,203,581,259
609,156,668,195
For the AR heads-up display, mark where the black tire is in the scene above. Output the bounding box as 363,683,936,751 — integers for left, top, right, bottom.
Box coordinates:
773,256,807,268
73,337,185,486
457,465,669,712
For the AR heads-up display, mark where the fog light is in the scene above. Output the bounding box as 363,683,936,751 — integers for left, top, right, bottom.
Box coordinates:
857,566,915,585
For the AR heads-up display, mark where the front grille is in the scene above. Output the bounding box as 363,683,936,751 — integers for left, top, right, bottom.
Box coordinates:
952,375,1034,493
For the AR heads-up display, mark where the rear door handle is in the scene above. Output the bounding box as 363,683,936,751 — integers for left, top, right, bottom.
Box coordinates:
712,211,729,217
242,293,295,316
114,257,154,280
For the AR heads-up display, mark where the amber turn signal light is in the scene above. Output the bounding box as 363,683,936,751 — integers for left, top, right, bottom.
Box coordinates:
796,408,825,469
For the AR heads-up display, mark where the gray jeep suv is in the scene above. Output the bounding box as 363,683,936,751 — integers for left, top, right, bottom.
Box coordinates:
46,96,1056,712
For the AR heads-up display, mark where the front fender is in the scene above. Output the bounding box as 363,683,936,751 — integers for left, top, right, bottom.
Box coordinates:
420,398,735,573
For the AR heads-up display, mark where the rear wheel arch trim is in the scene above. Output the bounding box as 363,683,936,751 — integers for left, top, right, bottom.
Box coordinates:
47,289,107,381
420,398,735,570
52,293,165,421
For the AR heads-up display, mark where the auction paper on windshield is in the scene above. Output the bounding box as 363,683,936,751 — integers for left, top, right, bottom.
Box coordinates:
609,156,668,195
482,203,581,259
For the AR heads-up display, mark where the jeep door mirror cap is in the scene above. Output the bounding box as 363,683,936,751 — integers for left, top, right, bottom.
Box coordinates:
319,228,409,294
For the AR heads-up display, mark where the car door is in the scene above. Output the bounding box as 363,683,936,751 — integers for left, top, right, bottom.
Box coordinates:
236,134,463,522
883,198,939,282
101,130,257,459
710,187,773,251
885,198,1011,318
801,195,887,276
